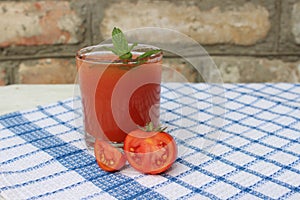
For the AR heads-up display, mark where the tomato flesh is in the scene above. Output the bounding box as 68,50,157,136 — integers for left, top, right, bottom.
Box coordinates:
94,140,126,172
124,130,177,174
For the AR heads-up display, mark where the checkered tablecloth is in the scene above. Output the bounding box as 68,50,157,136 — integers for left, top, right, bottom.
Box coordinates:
0,83,299,200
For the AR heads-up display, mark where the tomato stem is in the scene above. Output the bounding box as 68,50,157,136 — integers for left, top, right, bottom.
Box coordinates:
138,122,167,132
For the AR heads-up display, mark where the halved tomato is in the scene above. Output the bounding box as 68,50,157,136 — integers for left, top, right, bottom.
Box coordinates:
124,130,177,174
94,140,126,172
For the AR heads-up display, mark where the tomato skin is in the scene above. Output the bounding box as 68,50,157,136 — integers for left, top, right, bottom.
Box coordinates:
94,140,126,172
124,130,177,174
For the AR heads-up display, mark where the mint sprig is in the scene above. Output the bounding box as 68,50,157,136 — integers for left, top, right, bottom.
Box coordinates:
137,49,161,60
107,27,161,61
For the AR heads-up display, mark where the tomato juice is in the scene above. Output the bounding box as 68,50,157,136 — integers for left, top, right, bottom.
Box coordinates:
76,45,162,145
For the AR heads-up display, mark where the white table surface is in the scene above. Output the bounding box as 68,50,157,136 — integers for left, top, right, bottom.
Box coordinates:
0,84,89,200
0,84,75,200
0,83,300,199
0,84,75,115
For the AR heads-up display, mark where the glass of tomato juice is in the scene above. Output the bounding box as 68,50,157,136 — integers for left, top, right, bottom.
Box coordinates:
76,44,162,150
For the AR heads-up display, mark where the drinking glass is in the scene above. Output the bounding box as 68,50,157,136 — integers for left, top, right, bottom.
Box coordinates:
76,44,162,151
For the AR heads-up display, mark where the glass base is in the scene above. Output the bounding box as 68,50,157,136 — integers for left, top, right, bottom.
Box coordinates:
84,131,124,154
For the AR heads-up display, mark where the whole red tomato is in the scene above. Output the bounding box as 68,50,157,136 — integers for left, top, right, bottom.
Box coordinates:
124,128,177,174
94,139,126,172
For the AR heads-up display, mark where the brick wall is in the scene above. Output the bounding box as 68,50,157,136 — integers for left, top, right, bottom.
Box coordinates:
0,0,299,85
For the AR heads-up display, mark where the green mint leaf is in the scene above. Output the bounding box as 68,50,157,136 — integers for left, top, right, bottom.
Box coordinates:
119,52,132,60
104,46,119,55
137,49,161,60
112,27,131,57
108,27,161,63
128,42,138,52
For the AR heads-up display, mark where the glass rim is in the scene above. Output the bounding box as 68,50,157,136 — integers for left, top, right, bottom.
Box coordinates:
76,43,163,65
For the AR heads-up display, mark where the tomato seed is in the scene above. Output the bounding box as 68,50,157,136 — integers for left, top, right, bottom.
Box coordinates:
156,160,161,166
129,152,135,157
100,154,105,162
109,160,114,165
162,154,167,160
129,147,134,152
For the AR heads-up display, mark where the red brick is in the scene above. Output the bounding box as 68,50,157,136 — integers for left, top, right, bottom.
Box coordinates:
292,2,300,44
0,1,83,47
0,67,8,86
17,59,77,84
213,57,300,83
101,1,270,46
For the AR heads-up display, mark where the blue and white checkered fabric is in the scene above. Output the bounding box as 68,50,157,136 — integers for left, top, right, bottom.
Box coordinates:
0,83,299,200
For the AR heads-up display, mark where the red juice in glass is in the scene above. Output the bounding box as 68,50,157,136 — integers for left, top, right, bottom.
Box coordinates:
76,44,162,149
